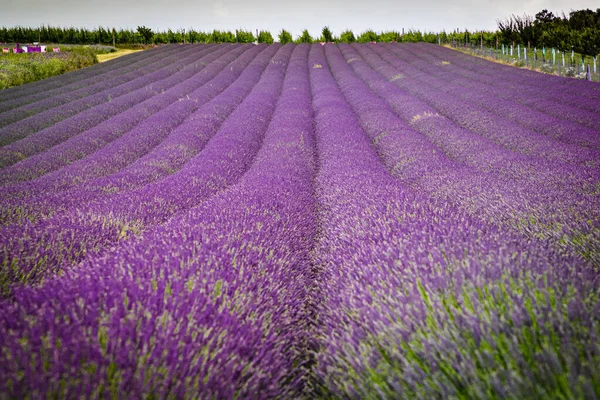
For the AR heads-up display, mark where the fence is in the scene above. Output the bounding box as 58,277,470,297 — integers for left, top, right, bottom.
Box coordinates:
449,42,600,83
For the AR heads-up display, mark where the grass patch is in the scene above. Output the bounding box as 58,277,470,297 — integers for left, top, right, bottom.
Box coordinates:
0,46,99,90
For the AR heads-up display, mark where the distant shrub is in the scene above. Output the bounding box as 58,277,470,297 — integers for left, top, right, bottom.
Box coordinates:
88,44,117,54
564,67,577,77
278,29,293,44
257,30,274,44
339,30,356,43
379,31,401,42
235,29,255,43
296,29,313,44
115,43,156,50
540,63,554,73
321,26,334,43
210,30,236,43
29,57,65,79
137,26,154,44
512,59,526,67
188,30,210,44
357,30,379,43
401,29,424,42
66,47,98,68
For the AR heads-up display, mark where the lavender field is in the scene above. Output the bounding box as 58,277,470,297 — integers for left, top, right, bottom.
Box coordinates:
0,42,599,398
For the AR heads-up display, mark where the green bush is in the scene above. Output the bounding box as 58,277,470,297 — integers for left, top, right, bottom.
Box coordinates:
278,29,293,44
29,57,66,79
357,30,379,43
379,31,401,42
296,29,313,44
209,30,236,43
402,29,424,42
338,30,356,43
88,44,117,54
235,29,255,43
540,63,554,73
257,30,274,44
321,26,334,42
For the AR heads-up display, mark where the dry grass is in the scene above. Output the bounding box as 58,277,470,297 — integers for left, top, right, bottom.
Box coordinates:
97,49,143,63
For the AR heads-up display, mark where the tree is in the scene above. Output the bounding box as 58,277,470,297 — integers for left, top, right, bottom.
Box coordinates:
498,16,519,45
211,30,235,43
379,31,401,42
569,9,598,31
357,30,378,43
339,29,356,43
535,9,555,24
278,29,293,44
321,26,333,42
297,29,313,43
514,14,536,47
137,26,153,44
257,30,274,44
235,29,255,43
572,27,600,58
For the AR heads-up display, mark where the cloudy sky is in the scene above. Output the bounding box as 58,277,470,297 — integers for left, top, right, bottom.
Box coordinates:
1,0,598,37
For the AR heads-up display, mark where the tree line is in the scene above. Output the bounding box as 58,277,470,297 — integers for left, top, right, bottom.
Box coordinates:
0,24,512,50
1,8,598,57
0,25,450,46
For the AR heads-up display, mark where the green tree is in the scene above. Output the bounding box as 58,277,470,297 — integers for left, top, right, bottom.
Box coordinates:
513,14,536,47
278,29,293,44
401,29,424,43
357,29,378,43
321,26,333,42
572,27,600,58
257,30,274,44
339,29,356,43
497,16,520,45
210,30,235,43
297,29,313,43
379,31,401,42
137,26,154,44
235,29,255,43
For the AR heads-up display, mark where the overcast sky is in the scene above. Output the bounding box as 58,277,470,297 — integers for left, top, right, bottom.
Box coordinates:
1,0,598,37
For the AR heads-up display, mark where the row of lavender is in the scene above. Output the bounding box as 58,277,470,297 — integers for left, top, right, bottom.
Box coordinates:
311,43,599,397
1,43,599,397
